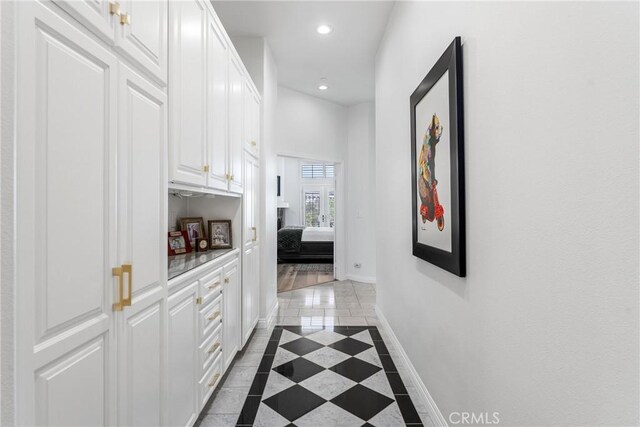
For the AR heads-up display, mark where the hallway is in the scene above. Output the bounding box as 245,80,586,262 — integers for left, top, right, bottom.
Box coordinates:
196,281,434,426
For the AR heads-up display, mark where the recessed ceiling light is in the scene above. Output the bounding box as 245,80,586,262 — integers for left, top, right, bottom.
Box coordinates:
317,24,333,35
318,84,329,91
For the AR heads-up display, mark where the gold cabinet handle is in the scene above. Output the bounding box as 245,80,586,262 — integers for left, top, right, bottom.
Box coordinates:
196,297,202,305
251,140,256,147
207,281,221,290
109,2,121,16
207,342,221,353
122,264,132,307
112,266,124,311
208,373,220,387
230,174,234,181
251,226,257,242
120,12,130,25
203,165,209,173
208,311,221,322
224,277,229,284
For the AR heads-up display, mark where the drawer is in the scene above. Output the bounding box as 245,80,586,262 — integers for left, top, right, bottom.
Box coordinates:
199,322,222,373
199,267,223,304
199,294,222,340
199,352,223,410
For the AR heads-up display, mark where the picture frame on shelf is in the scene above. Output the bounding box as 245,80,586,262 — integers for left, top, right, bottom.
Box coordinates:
168,230,192,256
208,220,232,249
180,217,206,248
410,36,466,277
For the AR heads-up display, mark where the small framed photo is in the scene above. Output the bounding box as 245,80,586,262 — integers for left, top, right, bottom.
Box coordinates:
180,217,206,248
168,230,192,256
208,220,232,249
196,237,209,252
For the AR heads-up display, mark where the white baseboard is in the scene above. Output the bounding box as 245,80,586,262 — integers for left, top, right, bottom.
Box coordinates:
375,306,448,427
345,274,376,284
257,300,278,329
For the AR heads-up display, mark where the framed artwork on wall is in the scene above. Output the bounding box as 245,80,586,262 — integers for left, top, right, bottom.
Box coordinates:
180,217,206,248
410,36,466,277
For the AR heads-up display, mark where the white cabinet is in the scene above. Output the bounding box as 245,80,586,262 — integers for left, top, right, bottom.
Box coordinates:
168,0,208,186
223,258,241,370
168,282,199,427
244,81,260,157
15,2,168,426
115,0,168,83
15,3,118,425
54,0,168,84
116,64,167,427
242,152,260,345
228,53,245,194
206,13,230,191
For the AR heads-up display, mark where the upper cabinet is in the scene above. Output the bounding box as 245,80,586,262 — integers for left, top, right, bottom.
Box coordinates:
168,3,260,195
54,0,168,84
168,0,208,187
115,0,168,83
244,81,260,157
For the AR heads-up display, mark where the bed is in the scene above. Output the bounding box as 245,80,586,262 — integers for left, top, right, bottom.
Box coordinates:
278,226,334,262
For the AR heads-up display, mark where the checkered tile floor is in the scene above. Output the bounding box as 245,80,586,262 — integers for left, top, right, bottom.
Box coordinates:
236,326,423,426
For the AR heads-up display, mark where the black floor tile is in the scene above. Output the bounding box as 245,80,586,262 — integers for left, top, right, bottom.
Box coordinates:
257,355,275,373
367,328,383,341
395,394,422,424
263,385,326,422
280,337,325,356
385,372,408,395
331,384,394,421
329,357,381,383
331,326,369,336
379,355,397,372
270,328,284,341
373,339,389,355
272,357,325,383
329,337,373,356
236,395,261,425
248,373,269,396
264,339,279,355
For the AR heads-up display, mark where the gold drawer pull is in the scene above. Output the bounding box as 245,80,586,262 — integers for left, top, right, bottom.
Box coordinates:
208,342,221,353
207,281,220,290
120,12,130,25
251,140,257,146
208,373,220,387
224,277,229,284
109,2,121,16
208,311,220,322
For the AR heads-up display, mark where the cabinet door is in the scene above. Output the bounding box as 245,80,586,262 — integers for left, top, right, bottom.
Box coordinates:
223,259,240,370
168,282,199,427
116,64,167,427
228,54,244,193
243,154,255,248
53,0,116,43
244,82,260,157
207,15,230,191
115,0,167,84
16,3,117,425
168,0,208,186
242,245,260,345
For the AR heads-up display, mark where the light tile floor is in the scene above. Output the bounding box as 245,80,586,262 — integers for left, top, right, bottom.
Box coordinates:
196,280,435,427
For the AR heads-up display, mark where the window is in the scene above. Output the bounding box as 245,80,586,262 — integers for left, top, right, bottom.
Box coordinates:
301,163,334,179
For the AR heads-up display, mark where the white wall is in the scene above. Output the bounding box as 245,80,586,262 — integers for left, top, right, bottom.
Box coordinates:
375,2,639,425
345,103,376,282
279,156,302,226
276,86,347,163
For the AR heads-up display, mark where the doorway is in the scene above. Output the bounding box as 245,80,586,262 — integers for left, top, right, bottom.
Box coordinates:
276,156,337,292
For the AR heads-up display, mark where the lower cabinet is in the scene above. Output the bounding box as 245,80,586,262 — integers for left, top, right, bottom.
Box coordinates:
167,249,243,425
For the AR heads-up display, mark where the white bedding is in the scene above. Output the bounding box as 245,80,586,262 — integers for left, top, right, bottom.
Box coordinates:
302,227,334,242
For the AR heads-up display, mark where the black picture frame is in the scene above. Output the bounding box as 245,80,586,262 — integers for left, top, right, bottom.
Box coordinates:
410,37,466,277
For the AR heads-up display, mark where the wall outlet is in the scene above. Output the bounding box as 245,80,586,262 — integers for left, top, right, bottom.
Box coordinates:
354,263,362,269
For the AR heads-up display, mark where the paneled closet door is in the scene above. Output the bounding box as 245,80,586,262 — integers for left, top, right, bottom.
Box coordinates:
16,3,118,425
242,153,260,345
116,64,168,427
223,260,241,370
115,0,168,84
168,0,208,186
207,14,230,191
228,54,244,193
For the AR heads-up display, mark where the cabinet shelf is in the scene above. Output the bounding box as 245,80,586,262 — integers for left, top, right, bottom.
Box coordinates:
169,249,236,280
